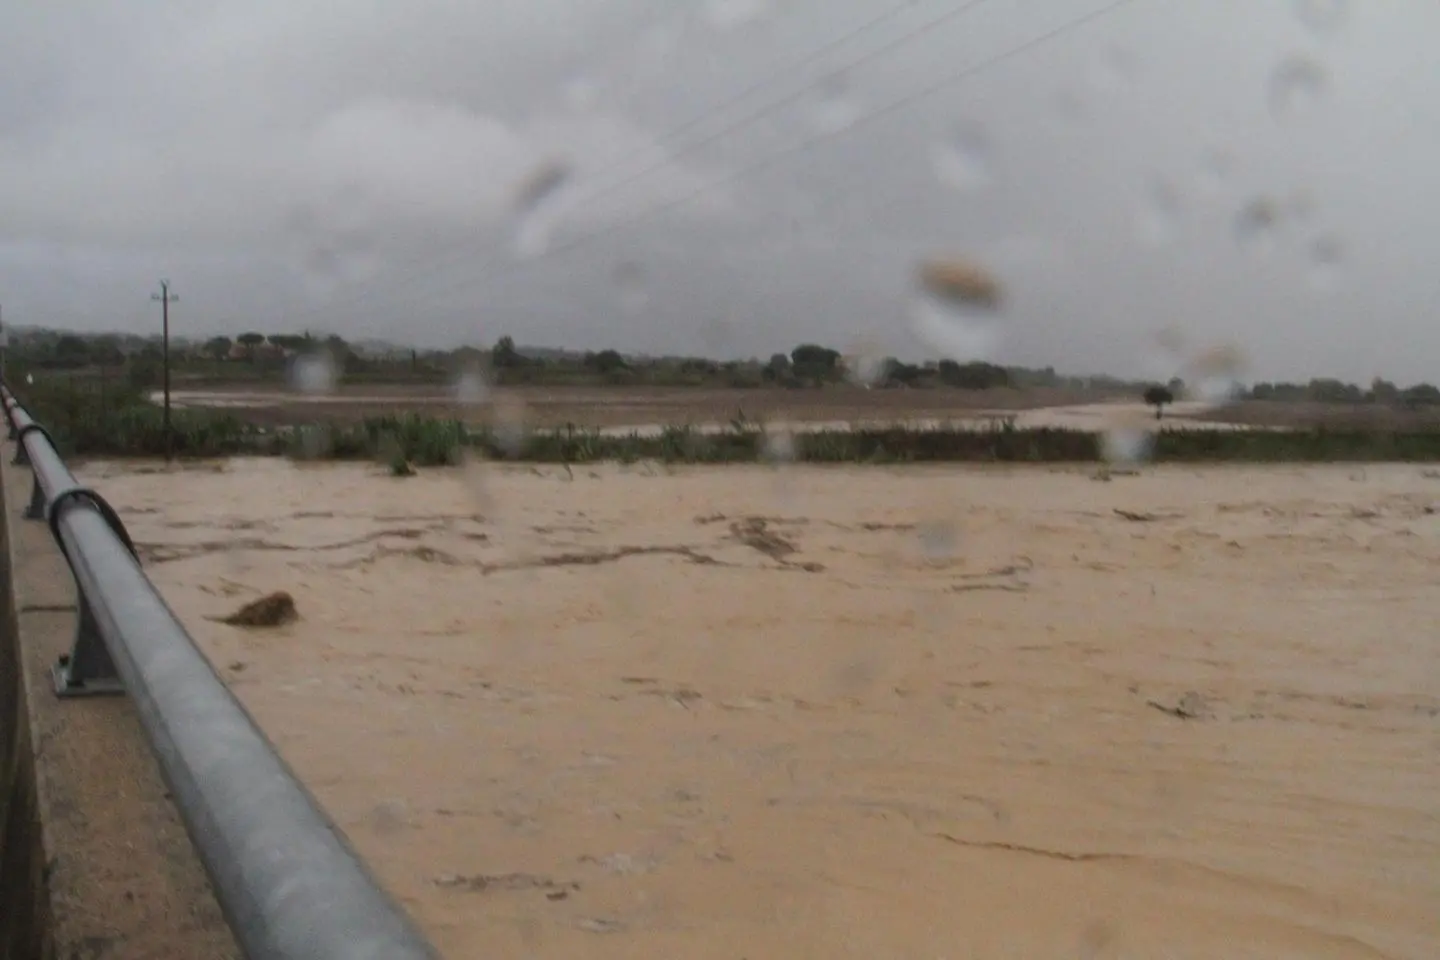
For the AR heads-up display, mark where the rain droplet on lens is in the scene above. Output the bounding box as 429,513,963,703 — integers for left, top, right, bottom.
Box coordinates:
1234,197,1282,254
1135,179,1182,246
911,258,1004,362
290,351,337,395
511,159,572,259
932,120,990,193
491,393,529,459
762,426,796,465
1308,235,1343,288
369,800,410,836
1268,55,1327,122
1295,0,1347,34
807,72,860,134
1183,343,1248,404
612,261,649,315
453,368,489,407
843,338,890,388
1101,424,1156,466
919,520,959,563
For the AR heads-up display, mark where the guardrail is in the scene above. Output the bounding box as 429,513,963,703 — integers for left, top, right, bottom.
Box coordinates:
0,383,441,960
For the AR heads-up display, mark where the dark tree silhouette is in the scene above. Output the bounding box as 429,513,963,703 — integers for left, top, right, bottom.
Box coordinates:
492,335,521,369
1144,384,1175,420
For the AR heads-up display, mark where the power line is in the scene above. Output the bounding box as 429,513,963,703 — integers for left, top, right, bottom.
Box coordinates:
555,0,995,222
366,0,1144,321
571,0,922,200
263,0,996,330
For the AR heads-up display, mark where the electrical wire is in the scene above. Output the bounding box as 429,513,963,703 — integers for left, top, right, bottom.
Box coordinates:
254,0,1000,329
352,0,1144,322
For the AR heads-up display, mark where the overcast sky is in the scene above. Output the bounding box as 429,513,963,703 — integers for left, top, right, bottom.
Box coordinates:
1,0,1436,383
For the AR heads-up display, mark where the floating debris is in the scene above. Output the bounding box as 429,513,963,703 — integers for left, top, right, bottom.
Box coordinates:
213,591,298,628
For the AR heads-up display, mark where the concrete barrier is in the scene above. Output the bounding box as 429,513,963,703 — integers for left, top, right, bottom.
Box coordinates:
0,466,50,960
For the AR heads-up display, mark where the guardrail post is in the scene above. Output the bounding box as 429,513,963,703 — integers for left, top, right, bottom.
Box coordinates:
45,486,135,698
24,475,45,521
52,595,125,697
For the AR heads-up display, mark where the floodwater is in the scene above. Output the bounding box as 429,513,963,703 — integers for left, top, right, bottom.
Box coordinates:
86,458,1439,959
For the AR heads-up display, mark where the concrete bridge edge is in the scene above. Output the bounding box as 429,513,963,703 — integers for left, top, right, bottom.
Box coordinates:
0,445,240,959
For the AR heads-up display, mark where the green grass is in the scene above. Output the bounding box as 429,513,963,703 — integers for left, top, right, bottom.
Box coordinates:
10,380,1440,466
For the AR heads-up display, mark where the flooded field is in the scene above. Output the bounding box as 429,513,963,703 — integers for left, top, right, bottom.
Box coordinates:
86,458,1440,959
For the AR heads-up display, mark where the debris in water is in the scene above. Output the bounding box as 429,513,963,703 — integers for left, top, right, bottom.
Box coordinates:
1147,690,1210,720
214,591,298,628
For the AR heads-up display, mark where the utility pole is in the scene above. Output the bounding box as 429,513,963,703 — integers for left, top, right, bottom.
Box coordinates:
0,304,7,386
152,281,179,462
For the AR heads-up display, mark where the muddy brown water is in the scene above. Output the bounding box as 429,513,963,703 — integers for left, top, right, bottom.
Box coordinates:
84,458,1440,959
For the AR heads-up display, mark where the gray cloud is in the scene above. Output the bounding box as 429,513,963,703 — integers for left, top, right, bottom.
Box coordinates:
2,0,1438,383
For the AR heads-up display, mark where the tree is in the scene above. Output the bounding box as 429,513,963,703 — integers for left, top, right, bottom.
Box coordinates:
790,343,841,383
584,349,628,374
54,334,90,368
1143,384,1175,420
204,336,233,362
764,353,792,382
236,332,266,361
492,335,521,369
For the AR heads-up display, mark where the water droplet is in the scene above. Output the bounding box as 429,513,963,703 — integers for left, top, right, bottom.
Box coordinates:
911,259,1004,362
369,800,410,836
1154,326,1188,357
289,351,337,395
918,520,959,563
1295,0,1346,34
1135,179,1182,246
491,393,529,458
1234,198,1282,254
1268,56,1328,122
511,159,572,259
1308,235,1343,288
843,339,890,387
460,448,494,514
1182,343,1247,404
1101,424,1156,466
932,120,990,192
807,72,860,134
762,426,796,465
453,368,489,407
612,261,649,315
1188,378,1241,404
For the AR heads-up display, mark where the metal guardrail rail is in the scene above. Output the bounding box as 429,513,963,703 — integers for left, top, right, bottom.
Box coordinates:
0,384,441,960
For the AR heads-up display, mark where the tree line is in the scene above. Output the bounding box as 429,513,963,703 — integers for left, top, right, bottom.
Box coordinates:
3,326,1435,405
